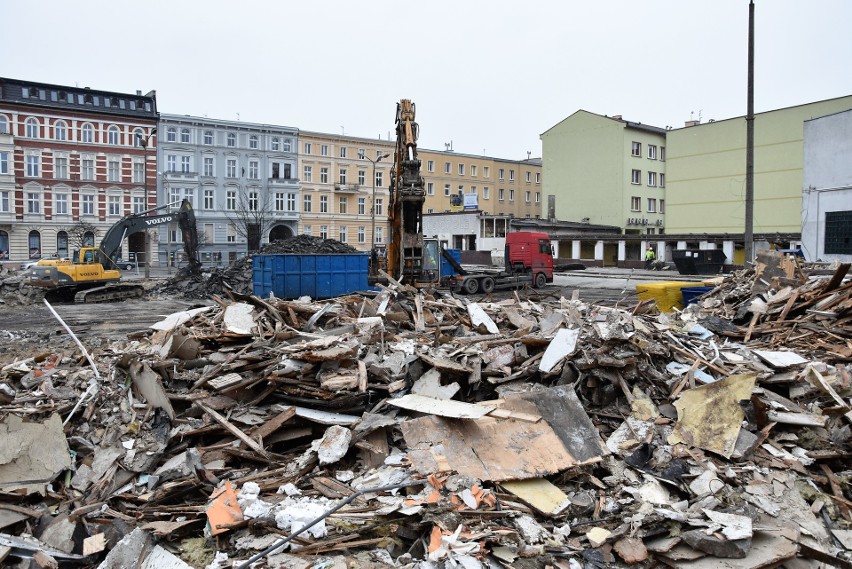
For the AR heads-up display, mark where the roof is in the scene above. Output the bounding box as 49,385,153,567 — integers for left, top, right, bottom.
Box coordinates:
541,109,667,137
0,76,157,120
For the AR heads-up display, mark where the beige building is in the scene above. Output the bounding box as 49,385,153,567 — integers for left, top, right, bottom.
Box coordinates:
297,131,394,251
296,133,543,252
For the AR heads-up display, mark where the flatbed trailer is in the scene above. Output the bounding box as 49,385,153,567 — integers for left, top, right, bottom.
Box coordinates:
447,270,543,294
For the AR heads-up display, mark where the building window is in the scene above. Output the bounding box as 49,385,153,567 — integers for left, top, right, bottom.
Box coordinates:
55,194,68,215
271,137,280,151
283,138,291,152
304,142,312,154
203,157,214,177
166,155,176,172
249,135,258,149
320,225,328,239
648,145,657,160
631,141,641,157
499,188,505,201
427,160,434,172
471,165,477,177
535,172,541,183
660,199,665,213
358,170,366,185
483,187,490,200
498,168,504,180
226,159,237,178
303,194,312,212
358,197,366,215
321,144,328,156
82,194,94,215
203,130,213,145
509,189,515,202
509,169,515,181
320,195,328,213
247,160,258,179
444,162,451,174
358,226,365,243
54,121,67,141
0,115,7,134
287,193,296,211
526,171,531,183
647,198,657,213
483,166,490,178
54,156,68,179
108,195,121,216
170,188,181,207
535,191,541,203
339,146,347,158
248,192,258,210
631,169,641,184
133,196,145,213
444,184,451,197
427,182,434,195
303,165,312,181
631,196,640,211
81,123,93,143
525,191,531,203
358,149,365,159
303,224,312,236
27,192,40,214
181,156,191,173
275,192,285,211
375,171,383,187
0,151,8,174
660,147,666,162
647,171,657,187
374,198,383,216
824,211,852,254
26,154,39,177
167,127,177,142
108,126,119,145
180,128,190,143
0,190,8,212
226,190,237,210
338,225,347,242
227,223,236,242
338,196,347,214
458,163,465,176
375,227,383,243
26,118,39,138
226,133,236,147
659,173,665,188
339,169,347,185
204,189,214,209
82,159,94,180
320,167,328,184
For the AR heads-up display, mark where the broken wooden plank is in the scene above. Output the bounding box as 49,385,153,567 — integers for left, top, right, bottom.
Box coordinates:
195,402,269,458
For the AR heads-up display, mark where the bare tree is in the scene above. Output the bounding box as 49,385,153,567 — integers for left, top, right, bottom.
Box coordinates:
63,221,100,251
224,188,274,252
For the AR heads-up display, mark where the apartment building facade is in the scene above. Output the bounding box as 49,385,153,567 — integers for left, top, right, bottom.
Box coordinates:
0,77,158,262
157,114,299,265
541,110,667,235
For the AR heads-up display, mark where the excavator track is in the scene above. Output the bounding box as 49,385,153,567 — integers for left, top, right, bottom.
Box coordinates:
74,283,145,303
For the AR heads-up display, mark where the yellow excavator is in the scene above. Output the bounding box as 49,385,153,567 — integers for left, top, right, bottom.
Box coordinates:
27,199,200,302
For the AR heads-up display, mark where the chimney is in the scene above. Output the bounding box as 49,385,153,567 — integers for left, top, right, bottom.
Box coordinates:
136,90,142,96
684,120,700,127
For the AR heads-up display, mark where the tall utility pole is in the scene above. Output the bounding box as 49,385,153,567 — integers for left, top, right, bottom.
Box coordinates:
744,0,756,264
137,128,157,279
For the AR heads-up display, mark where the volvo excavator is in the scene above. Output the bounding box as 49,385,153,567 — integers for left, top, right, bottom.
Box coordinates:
27,199,200,303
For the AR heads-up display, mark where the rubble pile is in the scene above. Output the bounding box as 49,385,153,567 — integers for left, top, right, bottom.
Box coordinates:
0,268,43,306
0,254,849,568
155,237,360,300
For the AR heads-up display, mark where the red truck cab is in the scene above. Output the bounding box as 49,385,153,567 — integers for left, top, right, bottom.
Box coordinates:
505,231,554,286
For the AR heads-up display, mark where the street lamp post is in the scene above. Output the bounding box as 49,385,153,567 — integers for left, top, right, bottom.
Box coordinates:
366,152,390,252
136,128,157,279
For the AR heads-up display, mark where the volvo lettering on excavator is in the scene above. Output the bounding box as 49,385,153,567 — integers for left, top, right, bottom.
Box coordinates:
27,199,200,303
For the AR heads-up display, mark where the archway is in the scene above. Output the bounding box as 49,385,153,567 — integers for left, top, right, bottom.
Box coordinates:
269,225,294,242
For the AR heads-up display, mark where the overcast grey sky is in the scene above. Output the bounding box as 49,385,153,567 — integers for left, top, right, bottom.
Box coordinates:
2,1,851,158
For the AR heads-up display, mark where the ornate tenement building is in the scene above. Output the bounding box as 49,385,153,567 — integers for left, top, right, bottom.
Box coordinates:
0,77,157,262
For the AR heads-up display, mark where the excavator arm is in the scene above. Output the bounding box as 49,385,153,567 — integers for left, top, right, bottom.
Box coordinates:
98,199,200,273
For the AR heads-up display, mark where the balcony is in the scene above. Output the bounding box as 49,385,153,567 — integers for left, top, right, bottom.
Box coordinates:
268,176,299,188
334,183,362,193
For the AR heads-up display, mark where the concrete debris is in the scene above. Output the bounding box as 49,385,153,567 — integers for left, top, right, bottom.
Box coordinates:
0,255,849,568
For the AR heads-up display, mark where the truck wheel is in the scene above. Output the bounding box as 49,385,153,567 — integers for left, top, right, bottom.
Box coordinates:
463,278,479,294
481,277,495,293
534,272,547,289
